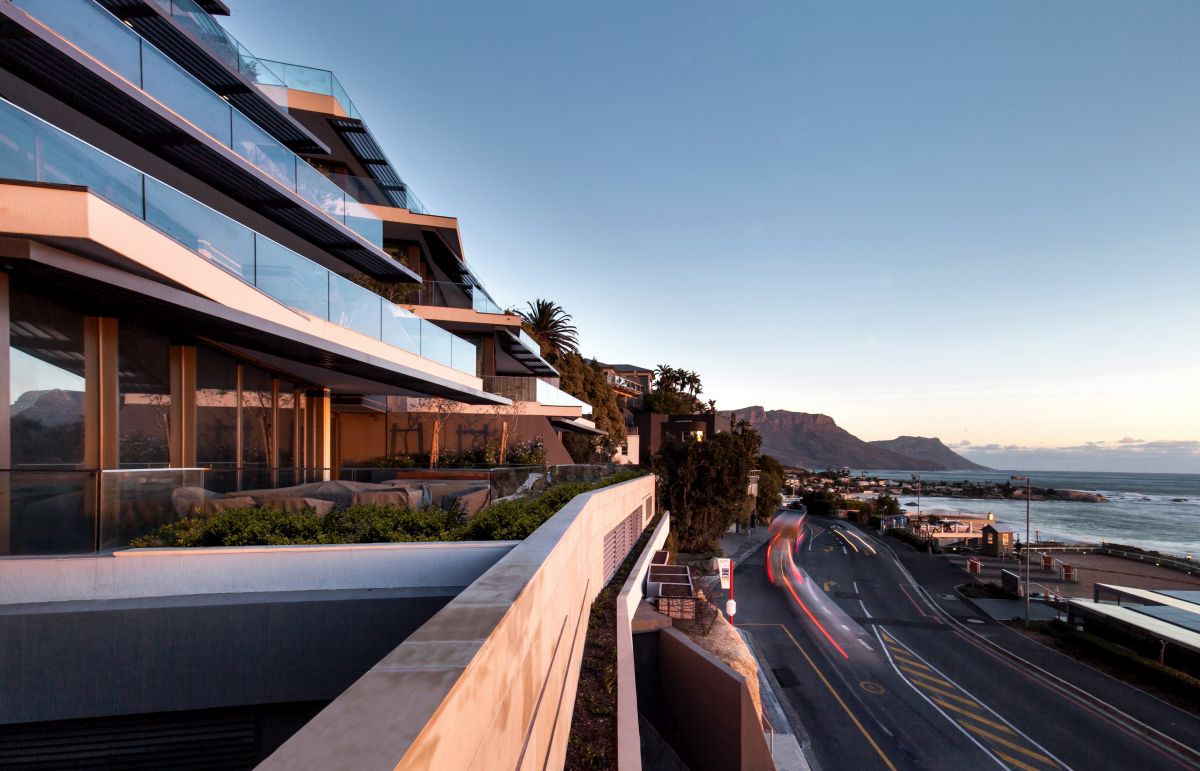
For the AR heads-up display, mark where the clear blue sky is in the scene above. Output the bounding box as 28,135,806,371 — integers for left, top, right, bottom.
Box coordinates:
224,1,1199,472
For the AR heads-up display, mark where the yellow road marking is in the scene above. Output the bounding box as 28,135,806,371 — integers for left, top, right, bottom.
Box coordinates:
908,680,982,708
993,750,1045,771
900,666,953,688
889,651,930,669
880,631,897,644
959,721,1057,766
776,624,899,771
930,697,1014,733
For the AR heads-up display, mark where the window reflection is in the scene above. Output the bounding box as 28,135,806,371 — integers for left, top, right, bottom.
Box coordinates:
118,324,171,467
9,289,86,467
196,347,237,467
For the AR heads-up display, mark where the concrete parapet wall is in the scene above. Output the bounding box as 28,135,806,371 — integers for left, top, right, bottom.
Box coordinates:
261,474,657,771
616,513,672,771
0,542,516,605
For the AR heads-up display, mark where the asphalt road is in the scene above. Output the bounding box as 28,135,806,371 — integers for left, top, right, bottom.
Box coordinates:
735,515,1200,771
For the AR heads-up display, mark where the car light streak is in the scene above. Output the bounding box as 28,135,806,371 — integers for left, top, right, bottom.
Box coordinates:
782,565,849,659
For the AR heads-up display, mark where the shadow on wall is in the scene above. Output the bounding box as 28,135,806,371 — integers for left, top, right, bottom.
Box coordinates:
635,626,774,771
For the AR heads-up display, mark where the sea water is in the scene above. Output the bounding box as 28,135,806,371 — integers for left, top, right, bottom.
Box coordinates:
857,470,1200,559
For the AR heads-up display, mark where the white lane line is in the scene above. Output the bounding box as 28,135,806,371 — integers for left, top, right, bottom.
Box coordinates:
874,625,1008,770
879,627,1073,771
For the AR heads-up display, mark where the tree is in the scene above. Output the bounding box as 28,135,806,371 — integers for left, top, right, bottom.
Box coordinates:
755,454,785,519
642,363,704,414
491,398,526,464
422,396,462,467
556,353,627,462
517,299,579,358
655,432,752,553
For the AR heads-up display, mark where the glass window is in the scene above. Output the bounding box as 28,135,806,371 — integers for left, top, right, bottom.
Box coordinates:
278,381,296,467
241,364,272,466
9,287,86,467
195,347,237,467
117,324,171,467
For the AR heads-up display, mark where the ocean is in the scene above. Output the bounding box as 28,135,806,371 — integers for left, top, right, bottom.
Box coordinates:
857,470,1200,559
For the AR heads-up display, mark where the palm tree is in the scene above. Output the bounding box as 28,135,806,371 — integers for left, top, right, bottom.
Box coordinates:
682,370,703,396
518,299,579,358
705,399,718,414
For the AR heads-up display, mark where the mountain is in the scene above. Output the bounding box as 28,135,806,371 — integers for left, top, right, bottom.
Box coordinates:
724,406,944,471
868,436,991,471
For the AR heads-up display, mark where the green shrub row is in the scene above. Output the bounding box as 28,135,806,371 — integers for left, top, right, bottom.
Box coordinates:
1043,620,1200,699
131,469,648,548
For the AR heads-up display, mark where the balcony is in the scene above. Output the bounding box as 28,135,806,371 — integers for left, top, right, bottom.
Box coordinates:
324,172,429,215
0,97,478,377
605,372,645,395
398,280,505,315
257,58,362,120
2,0,407,277
482,377,592,413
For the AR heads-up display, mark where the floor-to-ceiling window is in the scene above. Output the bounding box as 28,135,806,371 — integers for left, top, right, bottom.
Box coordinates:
117,324,171,468
7,285,92,554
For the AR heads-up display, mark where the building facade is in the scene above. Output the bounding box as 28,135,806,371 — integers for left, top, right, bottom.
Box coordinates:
0,0,593,556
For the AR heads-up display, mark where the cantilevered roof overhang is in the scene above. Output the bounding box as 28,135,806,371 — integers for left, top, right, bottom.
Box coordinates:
95,0,326,154
550,417,606,436
499,330,558,377
9,243,506,406
0,5,416,280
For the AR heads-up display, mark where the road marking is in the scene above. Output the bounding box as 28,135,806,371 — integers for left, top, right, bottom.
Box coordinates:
899,666,954,688
776,624,899,771
994,750,1045,771
860,680,886,695
823,579,838,593
959,722,1057,766
844,527,878,554
877,627,1071,771
874,627,1007,769
889,651,929,669
909,681,985,708
930,697,1016,733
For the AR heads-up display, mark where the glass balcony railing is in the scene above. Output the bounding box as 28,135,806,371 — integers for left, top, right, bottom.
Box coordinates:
605,372,645,394
482,377,592,412
149,0,290,109
12,0,385,250
323,172,429,215
0,97,478,377
257,58,361,120
386,280,504,315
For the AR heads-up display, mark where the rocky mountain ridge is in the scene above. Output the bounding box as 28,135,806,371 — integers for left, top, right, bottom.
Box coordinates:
723,406,987,471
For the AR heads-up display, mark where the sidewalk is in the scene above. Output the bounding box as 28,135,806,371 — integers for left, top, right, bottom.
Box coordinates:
721,525,773,567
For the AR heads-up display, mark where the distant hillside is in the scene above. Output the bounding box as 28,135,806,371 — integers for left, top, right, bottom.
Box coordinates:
868,436,991,471
723,407,943,471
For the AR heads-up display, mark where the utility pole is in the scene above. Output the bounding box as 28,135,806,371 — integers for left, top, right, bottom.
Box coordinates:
1011,475,1032,627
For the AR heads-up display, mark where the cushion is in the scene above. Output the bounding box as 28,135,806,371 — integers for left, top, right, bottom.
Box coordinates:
351,490,421,509
199,496,257,516
256,496,335,516
450,487,491,517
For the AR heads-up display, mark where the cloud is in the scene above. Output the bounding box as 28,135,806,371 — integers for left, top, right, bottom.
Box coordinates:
958,437,1200,473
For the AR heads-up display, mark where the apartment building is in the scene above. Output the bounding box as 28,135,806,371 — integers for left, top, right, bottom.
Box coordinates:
0,0,593,556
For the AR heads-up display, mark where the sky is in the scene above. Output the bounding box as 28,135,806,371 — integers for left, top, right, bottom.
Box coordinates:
222,1,1200,473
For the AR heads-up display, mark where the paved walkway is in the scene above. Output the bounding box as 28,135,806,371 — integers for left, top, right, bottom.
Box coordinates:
720,525,773,567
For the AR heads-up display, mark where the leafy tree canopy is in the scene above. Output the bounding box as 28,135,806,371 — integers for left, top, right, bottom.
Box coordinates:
556,353,627,463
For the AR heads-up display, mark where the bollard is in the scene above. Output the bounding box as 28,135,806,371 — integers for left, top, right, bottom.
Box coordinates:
1041,554,1053,571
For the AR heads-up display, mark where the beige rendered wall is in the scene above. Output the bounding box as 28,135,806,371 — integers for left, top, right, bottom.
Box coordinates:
261,474,657,771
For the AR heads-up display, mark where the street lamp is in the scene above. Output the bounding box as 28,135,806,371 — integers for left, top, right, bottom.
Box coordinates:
1011,475,1032,627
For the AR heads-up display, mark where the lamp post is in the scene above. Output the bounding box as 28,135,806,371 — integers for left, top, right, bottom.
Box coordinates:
911,474,923,543
1011,475,1032,627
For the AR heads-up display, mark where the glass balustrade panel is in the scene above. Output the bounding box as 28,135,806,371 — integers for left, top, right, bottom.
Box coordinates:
140,43,233,145
231,111,296,190
254,236,329,319
451,336,478,376
14,0,143,84
420,320,453,368
328,273,382,338
144,177,254,279
381,303,423,355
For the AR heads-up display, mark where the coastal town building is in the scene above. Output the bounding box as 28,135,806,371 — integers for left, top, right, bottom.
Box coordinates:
0,0,606,558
